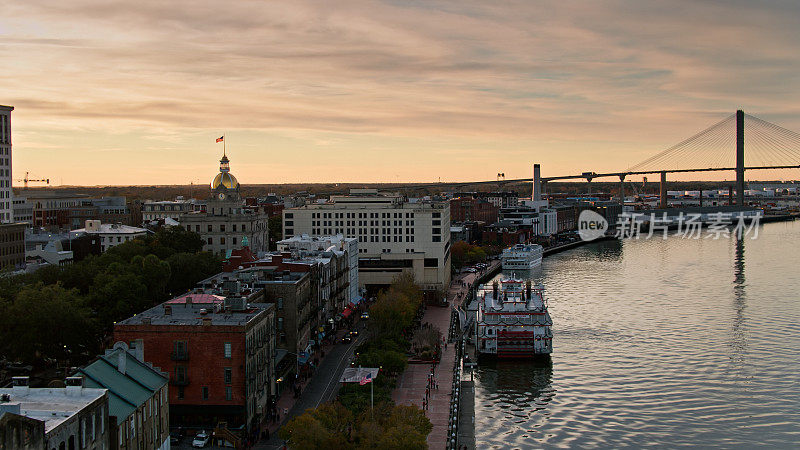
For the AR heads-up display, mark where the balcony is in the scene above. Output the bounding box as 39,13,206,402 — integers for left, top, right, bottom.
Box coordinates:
171,377,190,386
170,351,189,361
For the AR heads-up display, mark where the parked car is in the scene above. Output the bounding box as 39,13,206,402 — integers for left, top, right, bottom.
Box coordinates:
170,429,185,445
360,312,369,320
192,431,210,448
341,334,353,344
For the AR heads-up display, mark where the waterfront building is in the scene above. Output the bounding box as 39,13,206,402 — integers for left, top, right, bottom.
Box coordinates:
283,189,451,295
114,293,275,437
0,106,12,223
0,376,110,450
0,222,25,270
74,342,169,450
180,153,270,256
70,220,149,253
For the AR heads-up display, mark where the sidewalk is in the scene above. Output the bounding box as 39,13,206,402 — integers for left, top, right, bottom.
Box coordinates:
392,271,478,449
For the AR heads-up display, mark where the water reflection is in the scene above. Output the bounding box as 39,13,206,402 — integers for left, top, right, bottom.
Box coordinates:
730,236,747,367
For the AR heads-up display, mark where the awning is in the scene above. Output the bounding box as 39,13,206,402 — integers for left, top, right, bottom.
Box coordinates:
341,308,353,319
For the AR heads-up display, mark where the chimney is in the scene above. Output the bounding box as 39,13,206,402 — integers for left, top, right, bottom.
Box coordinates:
185,296,192,306
65,376,83,396
533,164,541,201
164,305,172,315
117,349,127,375
11,377,29,396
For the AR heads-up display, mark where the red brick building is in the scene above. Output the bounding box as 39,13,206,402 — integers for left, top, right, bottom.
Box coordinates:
449,197,499,224
114,293,275,435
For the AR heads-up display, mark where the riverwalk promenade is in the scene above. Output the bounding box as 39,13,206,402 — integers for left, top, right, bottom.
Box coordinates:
392,269,483,449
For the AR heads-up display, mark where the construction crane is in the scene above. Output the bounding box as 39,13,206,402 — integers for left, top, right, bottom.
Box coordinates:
16,172,50,188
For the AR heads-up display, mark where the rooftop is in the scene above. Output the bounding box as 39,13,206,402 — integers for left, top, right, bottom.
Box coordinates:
116,295,273,327
76,347,167,422
0,384,106,434
72,223,149,235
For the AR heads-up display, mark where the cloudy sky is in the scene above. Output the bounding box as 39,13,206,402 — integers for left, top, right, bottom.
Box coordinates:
3,0,800,186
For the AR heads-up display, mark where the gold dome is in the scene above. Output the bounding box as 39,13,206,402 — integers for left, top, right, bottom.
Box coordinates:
212,172,239,190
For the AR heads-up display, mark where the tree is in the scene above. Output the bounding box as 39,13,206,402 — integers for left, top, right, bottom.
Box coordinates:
280,403,353,449
268,215,282,250
0,283,93,362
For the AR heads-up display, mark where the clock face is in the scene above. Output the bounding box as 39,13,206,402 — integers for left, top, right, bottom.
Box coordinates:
218,193,226,200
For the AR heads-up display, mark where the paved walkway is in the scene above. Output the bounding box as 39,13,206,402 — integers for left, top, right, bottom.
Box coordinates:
392,270,481,449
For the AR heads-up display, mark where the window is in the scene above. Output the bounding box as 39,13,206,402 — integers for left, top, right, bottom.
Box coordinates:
433,236,441,242
224,367,232,384
224,342,232,358
285,213,293,218
208,225,213,232
277,298,283,310
207,237,213,245
220,237,226,245
433,212,441,218
202,386,209,400
424,258,438,267
277,317,284,330
225,386,233,401
433,228,441,234
178,386,185,400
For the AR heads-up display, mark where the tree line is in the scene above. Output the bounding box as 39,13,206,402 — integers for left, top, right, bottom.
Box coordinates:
0,227,220,368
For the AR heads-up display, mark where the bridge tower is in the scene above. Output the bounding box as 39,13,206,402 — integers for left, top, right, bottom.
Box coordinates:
660,171,668,208
736,109,745,206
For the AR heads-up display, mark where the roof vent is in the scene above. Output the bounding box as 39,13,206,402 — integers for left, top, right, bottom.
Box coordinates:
65,376,84,396
11,377,29,395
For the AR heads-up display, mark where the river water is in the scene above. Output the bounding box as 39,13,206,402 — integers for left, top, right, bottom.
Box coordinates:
474,220,800,448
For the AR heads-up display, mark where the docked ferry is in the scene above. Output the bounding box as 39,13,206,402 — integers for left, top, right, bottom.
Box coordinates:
501,244,543,270
476,279,552,358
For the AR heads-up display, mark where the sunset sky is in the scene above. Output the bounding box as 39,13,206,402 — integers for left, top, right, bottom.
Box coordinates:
3,0,800,186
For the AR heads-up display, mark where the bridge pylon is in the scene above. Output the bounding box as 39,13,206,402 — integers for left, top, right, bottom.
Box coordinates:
660,171,668,208
736,109,745,206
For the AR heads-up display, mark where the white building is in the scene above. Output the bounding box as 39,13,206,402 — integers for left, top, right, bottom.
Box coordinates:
283,189,450,294
70,220,149,252
278,234,359,303
0,105,13,223
0,376,110,450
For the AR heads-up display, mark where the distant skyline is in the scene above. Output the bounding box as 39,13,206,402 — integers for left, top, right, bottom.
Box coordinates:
3,1,800,186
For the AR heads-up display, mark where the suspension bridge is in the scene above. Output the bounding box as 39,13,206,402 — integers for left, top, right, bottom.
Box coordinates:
413,110,800,208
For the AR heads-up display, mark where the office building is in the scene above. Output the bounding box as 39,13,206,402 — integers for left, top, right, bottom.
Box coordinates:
283,189,451,295
0,106,13,223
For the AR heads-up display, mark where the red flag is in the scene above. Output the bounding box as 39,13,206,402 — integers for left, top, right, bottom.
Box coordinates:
216,136,224,143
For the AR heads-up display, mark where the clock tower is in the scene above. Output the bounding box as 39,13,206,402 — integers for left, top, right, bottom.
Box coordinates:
210,151,241,201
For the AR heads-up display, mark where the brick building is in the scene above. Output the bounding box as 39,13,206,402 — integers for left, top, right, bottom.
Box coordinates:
449,197,499,224
114,293,275,436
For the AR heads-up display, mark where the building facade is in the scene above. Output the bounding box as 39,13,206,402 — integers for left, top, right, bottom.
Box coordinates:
283,189,451,295
142,198,204,222
0,222,25,270
70,220,149,253
76,343,170,450
0,105,12,223
114,293,275,436
0,376,110,450
449,196,499,224
181,153,269,256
